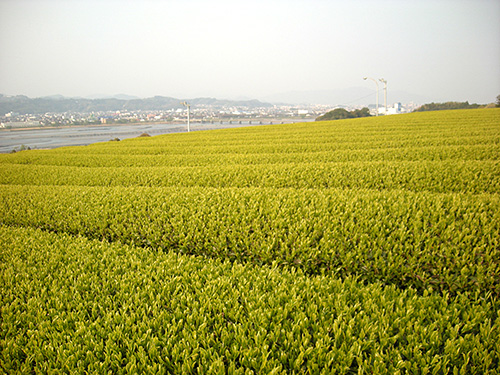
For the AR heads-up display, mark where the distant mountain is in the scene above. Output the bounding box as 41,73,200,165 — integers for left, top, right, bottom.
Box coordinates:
187,97,269,108
0,95,272,115
85,94,141,100
111,94,141,100
263,87,434,106
41,94,67,100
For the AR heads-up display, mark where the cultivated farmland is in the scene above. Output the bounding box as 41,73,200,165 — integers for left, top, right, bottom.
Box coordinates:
1,109,499,373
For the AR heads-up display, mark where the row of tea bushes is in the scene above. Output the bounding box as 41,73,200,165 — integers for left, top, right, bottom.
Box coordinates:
1,144,498,168
1,226,498,374
1,159,499,193
1,184,498,296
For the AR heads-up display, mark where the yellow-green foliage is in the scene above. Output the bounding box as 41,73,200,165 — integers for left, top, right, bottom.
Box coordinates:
1,108,500,373
1,226,499,374
1,185,499,296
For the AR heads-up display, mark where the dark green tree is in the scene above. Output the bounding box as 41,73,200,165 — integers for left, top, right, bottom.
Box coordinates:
352,107,371,118
316,107,371,121
414,101,483,112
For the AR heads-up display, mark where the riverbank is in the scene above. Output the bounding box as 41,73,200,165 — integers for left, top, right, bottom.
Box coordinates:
0,121,287,153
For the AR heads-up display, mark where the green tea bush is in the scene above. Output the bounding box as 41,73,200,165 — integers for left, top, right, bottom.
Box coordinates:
1,108,499,372
1,226,498,374
1,185,499,296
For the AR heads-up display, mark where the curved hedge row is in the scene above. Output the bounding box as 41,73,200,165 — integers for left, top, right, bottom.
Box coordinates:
1,160,499,193
1,108,499,372
1,185,498,296
1,226,498,374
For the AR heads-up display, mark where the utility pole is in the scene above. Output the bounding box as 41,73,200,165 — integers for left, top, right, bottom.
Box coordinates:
181,101,190,132
363,77,379,116
379,78,387,115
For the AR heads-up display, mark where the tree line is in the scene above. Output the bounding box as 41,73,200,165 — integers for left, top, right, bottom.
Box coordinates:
414,101,485,112
316,107,371,121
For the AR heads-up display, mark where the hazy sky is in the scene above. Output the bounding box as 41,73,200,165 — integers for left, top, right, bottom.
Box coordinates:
1,0,499,103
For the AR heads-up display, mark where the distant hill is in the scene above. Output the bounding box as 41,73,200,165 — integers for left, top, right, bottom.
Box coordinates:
84,94,141,100
0,95,272,115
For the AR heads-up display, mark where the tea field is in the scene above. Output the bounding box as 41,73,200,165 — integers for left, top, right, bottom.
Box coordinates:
1,109,499,373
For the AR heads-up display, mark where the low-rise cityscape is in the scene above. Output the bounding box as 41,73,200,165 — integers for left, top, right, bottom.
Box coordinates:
0,102,416,129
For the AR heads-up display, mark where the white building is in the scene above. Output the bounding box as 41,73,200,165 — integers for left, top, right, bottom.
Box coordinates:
387,102,402,115
379,102,403,115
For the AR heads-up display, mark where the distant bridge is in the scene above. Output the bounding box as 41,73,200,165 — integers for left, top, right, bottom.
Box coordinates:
191,118,309,125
